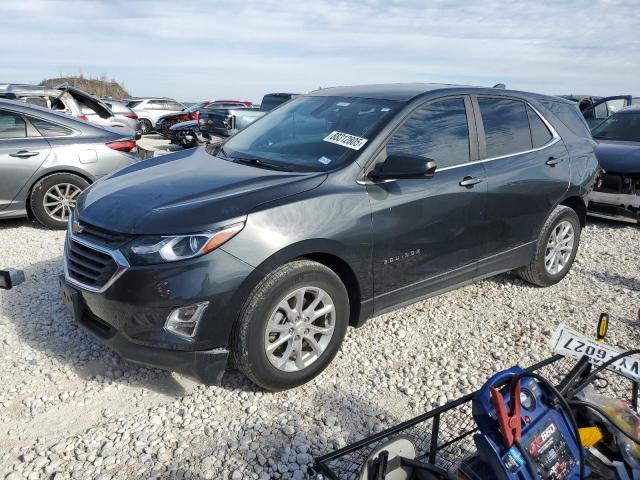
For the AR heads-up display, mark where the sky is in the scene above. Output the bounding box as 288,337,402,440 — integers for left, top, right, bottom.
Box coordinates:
1,0,639,103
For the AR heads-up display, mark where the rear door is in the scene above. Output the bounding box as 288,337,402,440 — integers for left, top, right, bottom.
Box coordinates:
582,95,633,129
473,96,570,272
368,96,488,311
0,110,51,211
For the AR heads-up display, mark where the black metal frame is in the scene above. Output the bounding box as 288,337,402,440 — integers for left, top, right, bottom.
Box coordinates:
312,355,640,479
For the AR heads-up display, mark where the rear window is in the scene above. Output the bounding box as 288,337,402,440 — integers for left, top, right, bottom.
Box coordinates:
0,111,27,138
260,95,292,112
478,97,532,158
126,101,142,108
29,117,74,137
164,101,184,111
526,105,553,148
24,97,49,108
541,101,592,138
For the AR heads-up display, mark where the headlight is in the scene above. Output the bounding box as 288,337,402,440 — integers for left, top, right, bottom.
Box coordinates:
123,223,244,265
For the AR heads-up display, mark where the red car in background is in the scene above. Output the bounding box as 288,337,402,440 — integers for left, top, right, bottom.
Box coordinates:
156,100,253,137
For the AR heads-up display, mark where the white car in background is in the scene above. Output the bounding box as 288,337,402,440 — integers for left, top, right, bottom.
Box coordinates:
125,98,185,134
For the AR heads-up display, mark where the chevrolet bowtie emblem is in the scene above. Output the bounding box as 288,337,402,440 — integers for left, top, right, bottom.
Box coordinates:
71,220,83,235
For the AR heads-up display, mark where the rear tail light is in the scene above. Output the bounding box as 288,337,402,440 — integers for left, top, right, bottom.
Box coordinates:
189,111,200,121
78,115,89,121
106,139,136,152
124,113,138,119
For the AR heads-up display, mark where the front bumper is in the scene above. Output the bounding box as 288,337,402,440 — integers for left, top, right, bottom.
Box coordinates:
60,274,230,384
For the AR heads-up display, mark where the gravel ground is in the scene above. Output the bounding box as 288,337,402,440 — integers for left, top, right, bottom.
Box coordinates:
1,216,639,480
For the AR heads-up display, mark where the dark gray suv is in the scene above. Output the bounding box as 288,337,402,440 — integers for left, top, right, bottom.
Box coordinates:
60,84,598,390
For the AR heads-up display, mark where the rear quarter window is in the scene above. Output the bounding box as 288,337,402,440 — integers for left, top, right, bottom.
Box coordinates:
526,105,553,148
28,117,74,137
540,101,592,139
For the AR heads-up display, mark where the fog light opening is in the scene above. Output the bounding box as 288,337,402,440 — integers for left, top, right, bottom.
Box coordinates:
164,301,209,339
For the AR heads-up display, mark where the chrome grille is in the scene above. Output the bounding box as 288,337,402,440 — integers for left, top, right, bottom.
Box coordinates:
74,220,133,248
66,239,118,288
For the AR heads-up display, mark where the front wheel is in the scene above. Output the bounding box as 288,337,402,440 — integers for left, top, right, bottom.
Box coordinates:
232,260,349,391
517,205,581,287
30,173,89,229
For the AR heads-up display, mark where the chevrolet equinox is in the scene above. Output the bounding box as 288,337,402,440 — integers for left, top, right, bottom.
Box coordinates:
60,84,598,390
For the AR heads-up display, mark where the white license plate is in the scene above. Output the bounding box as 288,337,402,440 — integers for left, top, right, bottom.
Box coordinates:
550,324,640,383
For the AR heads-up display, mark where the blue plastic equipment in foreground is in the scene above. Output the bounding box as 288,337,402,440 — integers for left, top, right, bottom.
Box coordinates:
468,366,583,479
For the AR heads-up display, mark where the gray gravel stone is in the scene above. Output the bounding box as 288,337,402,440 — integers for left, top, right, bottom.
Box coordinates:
1,218,639,478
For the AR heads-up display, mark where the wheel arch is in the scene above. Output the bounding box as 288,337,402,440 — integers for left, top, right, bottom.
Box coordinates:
227,241,366,346
559,195,587,228
25,169,94,218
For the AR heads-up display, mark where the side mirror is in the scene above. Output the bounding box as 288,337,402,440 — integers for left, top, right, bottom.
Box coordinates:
369,154,437,180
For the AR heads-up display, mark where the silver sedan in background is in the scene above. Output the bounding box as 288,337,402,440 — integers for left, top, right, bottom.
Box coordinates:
0,99,140,228
102,99,140,134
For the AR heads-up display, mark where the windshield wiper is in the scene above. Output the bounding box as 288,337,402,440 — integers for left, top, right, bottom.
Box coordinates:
233,157,291,172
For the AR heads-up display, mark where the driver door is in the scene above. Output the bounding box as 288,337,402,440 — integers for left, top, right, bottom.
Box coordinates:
367,96,488,312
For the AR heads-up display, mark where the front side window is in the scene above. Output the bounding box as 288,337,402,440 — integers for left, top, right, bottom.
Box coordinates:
478,98,533,158
592,112,640,142
0,111,27,139
218,96,399,172
386,98,470,168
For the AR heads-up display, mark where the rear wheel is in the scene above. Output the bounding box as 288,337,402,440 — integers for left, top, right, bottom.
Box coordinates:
30,173,89,229
517,205,581,286
232,260,349,391
139,118,153,135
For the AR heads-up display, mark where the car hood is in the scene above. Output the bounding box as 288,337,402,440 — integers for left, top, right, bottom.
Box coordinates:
170,120,198,131
76,147,327,235
595,140,640,174
158,112,186,122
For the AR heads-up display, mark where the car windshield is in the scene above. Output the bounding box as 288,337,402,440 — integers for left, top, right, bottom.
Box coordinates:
217,96,400,172
592,112,640,142
186,102,206,113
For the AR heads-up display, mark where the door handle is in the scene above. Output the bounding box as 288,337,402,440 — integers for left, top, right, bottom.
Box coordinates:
459,176,483,187
545,156,564,166
9,150,39,158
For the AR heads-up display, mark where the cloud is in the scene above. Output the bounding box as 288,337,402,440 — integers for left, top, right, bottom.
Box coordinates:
1,0,638,101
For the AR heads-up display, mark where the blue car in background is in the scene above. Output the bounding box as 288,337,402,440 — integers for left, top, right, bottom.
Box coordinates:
588,105,640,223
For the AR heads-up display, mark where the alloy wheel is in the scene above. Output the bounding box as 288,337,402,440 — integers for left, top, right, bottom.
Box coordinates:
264,286,336,372
43,183,82,222
544,220,575,275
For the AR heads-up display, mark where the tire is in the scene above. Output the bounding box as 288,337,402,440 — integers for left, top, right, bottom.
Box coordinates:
517,205,581,287
139,119,153,135
30,173,90,229
232,260,349,391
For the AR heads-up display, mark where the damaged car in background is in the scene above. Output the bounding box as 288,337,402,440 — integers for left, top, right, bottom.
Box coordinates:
588,105,640,223
560,94,633,128
0,83,137,135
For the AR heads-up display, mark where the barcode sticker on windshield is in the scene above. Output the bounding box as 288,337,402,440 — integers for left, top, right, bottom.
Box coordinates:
323,131,368,150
